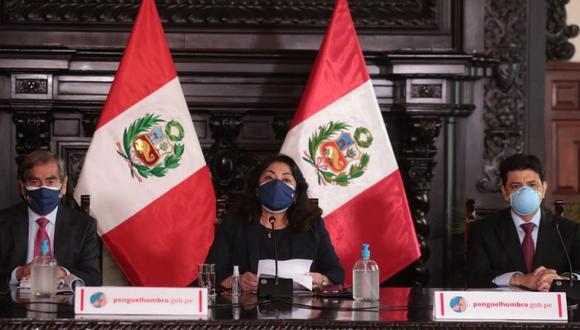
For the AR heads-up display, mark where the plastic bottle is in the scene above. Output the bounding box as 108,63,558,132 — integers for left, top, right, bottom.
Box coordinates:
231,265,241,297
31,239,57,298
352,243,379,301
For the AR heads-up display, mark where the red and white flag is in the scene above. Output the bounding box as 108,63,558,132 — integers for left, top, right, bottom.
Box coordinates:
280,0,420,287
74,0,215,286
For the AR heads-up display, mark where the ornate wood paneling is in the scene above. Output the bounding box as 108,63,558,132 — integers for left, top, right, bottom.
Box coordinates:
3,0,439,29
545,62,580,207
477,0,528,193
546,0,579,61
0,0,507,287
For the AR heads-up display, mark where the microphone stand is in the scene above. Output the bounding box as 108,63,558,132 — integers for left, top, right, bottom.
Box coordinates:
551,218,580,301
257,215,293,298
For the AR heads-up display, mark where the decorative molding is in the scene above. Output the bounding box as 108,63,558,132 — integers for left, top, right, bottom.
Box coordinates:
11,74,53,100
3,0,439,29
205,113,257,203
397,116,442,286
410,84,442,99
81,111,100,137
12,110,52,161
15,79,48,94
478,0,527,193
546,0,579,61
56,141,90,202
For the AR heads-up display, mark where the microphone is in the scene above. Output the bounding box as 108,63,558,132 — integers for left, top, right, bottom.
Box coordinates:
268,216,279,284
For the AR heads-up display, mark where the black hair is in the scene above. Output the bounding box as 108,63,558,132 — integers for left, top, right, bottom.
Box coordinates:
499,154,544,185
238,154,322,233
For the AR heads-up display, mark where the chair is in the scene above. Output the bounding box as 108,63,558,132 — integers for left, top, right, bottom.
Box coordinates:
464,199,498,253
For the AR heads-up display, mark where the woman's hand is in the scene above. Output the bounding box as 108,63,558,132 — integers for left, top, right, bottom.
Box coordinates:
220,272,259,292
307,272,331,289
240,272,259,292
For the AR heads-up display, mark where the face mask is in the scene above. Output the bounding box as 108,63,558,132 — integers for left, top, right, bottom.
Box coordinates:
257,180,296,213
26,186,62,216
510,186,542,216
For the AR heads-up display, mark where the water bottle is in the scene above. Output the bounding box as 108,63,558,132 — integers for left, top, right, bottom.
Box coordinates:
231,265,241,297
31,239,57,298
352,243,379,301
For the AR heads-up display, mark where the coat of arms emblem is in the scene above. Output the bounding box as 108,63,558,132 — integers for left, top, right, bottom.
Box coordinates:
303,121,373,186
116,113,185,182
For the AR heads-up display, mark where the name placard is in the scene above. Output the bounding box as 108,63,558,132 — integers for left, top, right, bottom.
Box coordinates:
75,286,208,316
434,290,567,321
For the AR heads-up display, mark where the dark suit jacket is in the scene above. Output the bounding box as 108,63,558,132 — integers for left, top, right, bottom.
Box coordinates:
206,213,344,286
466,207,580,288
0,203,102,286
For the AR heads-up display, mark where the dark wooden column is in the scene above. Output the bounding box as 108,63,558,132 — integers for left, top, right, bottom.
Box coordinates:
383,53,493,286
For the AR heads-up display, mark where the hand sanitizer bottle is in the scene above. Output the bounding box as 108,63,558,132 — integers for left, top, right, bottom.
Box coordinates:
231,265,241,297
352,243,379,301
31,239,57,298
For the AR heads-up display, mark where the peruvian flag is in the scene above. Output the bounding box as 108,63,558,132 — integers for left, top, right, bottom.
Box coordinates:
74,0,215,286
280,0,420,287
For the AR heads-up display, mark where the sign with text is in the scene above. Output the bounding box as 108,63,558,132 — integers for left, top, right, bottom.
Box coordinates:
75,286,208,316
434,291,567,322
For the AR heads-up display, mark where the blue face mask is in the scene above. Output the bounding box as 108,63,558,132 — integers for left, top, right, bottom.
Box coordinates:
510,186,542,216
26,186,62,216
257,180,296,213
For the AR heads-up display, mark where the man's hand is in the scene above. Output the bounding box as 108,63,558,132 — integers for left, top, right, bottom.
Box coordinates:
510,266,563,291
15,262,32,280
16,263,67,281
56,266,66,279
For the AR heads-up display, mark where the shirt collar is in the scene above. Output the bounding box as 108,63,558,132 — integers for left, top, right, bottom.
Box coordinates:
511,208,541,229
28,206,59,225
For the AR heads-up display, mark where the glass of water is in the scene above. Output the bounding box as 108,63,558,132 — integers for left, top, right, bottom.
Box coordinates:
198,263,216,297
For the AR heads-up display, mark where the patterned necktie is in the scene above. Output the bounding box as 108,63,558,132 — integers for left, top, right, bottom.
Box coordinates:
34,218,52,257
520,223,536,273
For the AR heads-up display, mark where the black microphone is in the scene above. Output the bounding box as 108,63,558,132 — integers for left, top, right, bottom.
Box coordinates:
269,216,279,284
553,217,574,287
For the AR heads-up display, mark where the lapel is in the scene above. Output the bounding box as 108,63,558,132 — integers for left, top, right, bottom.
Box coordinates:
495,209,527,273
246,216,260,274
53,206,69,262
13,204,29,265
533,209,559,269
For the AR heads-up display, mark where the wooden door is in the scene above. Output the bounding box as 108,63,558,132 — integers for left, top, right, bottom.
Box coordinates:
545,62,580,207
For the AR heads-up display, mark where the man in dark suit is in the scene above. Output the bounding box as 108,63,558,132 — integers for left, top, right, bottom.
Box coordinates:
0,150,101,287
467,154,580,291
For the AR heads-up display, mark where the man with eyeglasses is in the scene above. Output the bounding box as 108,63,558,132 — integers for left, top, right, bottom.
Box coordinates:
0,150,101,287
466,154,580,291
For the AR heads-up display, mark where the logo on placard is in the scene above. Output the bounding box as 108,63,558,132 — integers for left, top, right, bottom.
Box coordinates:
116,113,185,182
90,292,107,308
450,296,467,313
302,121,373,186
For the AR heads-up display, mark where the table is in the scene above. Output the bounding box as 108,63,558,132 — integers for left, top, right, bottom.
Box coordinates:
2,287,580,329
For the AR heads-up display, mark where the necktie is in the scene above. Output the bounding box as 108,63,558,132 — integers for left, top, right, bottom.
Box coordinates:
34,218,52,257
520,223,536,273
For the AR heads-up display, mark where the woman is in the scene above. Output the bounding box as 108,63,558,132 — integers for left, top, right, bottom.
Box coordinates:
206,154,344,292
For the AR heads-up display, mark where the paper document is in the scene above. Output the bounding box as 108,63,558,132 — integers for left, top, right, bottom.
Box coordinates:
258,259,313,291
